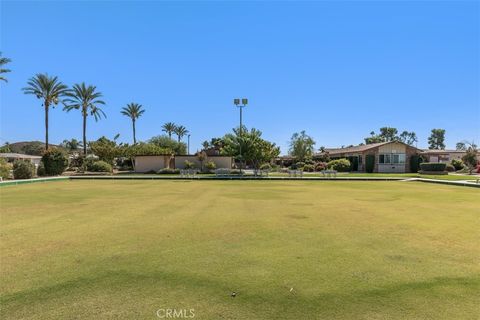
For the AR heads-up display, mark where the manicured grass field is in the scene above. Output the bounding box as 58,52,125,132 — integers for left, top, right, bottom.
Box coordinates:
1,181,479,319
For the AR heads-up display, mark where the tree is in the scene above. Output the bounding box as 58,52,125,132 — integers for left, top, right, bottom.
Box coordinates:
399,131,418,146
174,125,189,142
64,83,106,155
456,140,477,151
379,127,398,142
162,122,177,139
23,74,70,150
61,139,82,152
121,103,145,144
462,146,478,174
222,127,280,169
148,135,186,155
0,143,11,153
289,131,315,161
196,150,207,172
428,129,446,150
0,52,12,82
89,136,123,164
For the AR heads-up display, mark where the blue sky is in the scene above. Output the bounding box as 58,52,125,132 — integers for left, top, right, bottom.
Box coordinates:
1,1,478,154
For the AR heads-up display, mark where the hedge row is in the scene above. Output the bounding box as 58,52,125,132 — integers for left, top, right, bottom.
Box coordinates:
420,162,446,172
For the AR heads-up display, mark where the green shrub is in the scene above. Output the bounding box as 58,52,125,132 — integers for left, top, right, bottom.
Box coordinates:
409,154,423,173
13,160,34,179
327,159,351,172
184,160,196,169
420,162,446,172
315,162,327,171
303,164,315,172
365,154,375,173
445,164,455,172
88,160,113,172
0,158,12,179
158,168,180,174
295,162,305,169
260,163,272,171
42,148,68,175
37,162,46,176
205,161,217,172
451,159,464,171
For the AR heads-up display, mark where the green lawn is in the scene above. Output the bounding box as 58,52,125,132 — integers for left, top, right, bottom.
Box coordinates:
1,181,479,319
270,172,478,181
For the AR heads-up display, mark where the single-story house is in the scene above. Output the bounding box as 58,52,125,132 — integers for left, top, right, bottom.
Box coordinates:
133,155,233,173
420,149,468,163
317,141,422,173
0,153,42,167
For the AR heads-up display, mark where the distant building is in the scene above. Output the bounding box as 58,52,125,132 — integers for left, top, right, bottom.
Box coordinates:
420,149,468,163
317,141,421,173
0,153,42,167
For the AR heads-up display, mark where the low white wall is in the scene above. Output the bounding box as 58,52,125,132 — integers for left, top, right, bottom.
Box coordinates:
134,156,168,173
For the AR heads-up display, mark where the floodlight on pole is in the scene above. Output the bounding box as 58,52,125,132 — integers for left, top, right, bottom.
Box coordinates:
233,98,248,172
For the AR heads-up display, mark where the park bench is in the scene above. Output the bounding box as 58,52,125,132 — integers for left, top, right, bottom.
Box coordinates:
253,169,270,177
180,169,197,178
214,168,231,177
288,170,303,178
321,170,337,178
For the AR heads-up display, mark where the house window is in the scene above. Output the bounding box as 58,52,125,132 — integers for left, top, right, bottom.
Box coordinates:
379,153,405,164
358,155,362,164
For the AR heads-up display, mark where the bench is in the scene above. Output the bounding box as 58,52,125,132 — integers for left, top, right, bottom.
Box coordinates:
253,169,270,177
180,169,197,178
321,170,337,178
214,168,231,177
288,170,303,178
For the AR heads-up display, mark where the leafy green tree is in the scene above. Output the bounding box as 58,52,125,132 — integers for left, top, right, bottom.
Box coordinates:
378,127,398,142
89,136,124,164
0,143,11,153
222,127,280,169
162,122,177,139
0,52,12,82
428,129,446,150
23,74,70,150
399,131,418,146
64,83,106,155
121,103,145,144
174,125,189,143
289,131,315,161
462,146,478,174
61,139,82,152
456,140,477,151
148,135,186,155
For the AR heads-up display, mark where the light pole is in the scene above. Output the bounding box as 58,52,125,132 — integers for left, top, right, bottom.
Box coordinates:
233,98,248,171
187,134,191,155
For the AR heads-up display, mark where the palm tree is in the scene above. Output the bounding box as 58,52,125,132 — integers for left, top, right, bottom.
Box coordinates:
174,125,189,143
23,73,70,150
121,103,145,144
61,138,83,152
64,83,106,155
0,52,12,82
162,122,177,139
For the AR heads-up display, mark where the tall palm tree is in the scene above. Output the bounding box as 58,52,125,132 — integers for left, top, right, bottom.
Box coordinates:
23,73,70,150
121,103,145,144
0,52,12,82
64,83,106,155
162,122,177,139
174,125,189,143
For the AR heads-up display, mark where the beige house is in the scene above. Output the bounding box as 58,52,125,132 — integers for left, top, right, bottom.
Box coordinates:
0,153,42,167
320,141,421,173
133,155,233,173
420,149,467,163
